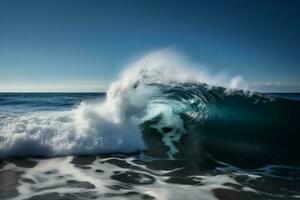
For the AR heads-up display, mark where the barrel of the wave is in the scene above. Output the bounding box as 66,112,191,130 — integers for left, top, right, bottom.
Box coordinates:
190,88,300,167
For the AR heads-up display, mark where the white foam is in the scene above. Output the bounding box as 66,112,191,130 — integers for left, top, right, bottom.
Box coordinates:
14,156,247,200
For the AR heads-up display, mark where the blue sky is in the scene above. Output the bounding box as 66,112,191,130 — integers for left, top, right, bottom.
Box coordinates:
0,0,300,92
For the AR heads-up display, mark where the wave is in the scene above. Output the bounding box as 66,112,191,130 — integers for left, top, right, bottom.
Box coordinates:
0,49,300,166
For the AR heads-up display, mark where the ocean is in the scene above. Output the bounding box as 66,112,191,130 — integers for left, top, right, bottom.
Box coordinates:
0,90,299,200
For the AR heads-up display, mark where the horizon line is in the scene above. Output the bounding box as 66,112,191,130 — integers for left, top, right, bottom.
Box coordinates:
0,91,298,94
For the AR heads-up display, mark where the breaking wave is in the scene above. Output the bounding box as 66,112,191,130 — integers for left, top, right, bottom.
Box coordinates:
1,49,300,166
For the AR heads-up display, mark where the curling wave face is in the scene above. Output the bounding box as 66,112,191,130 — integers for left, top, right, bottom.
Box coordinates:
1,50,300,167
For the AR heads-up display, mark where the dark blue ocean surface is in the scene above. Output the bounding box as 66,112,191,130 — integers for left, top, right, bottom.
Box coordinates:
0,93,105,112
266,93,300,101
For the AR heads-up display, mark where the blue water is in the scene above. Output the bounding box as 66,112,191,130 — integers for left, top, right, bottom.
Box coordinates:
266,93,300,101
0,93,105,112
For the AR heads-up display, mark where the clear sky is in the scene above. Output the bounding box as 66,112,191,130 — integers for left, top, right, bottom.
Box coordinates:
0,0,300,92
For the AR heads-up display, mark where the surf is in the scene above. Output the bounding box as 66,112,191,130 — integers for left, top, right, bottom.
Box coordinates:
0,49,299,168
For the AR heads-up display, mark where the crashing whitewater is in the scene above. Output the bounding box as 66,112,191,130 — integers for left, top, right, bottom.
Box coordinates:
0,49,300,166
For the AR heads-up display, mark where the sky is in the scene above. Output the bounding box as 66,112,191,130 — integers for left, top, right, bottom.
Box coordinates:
0,0,300,92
